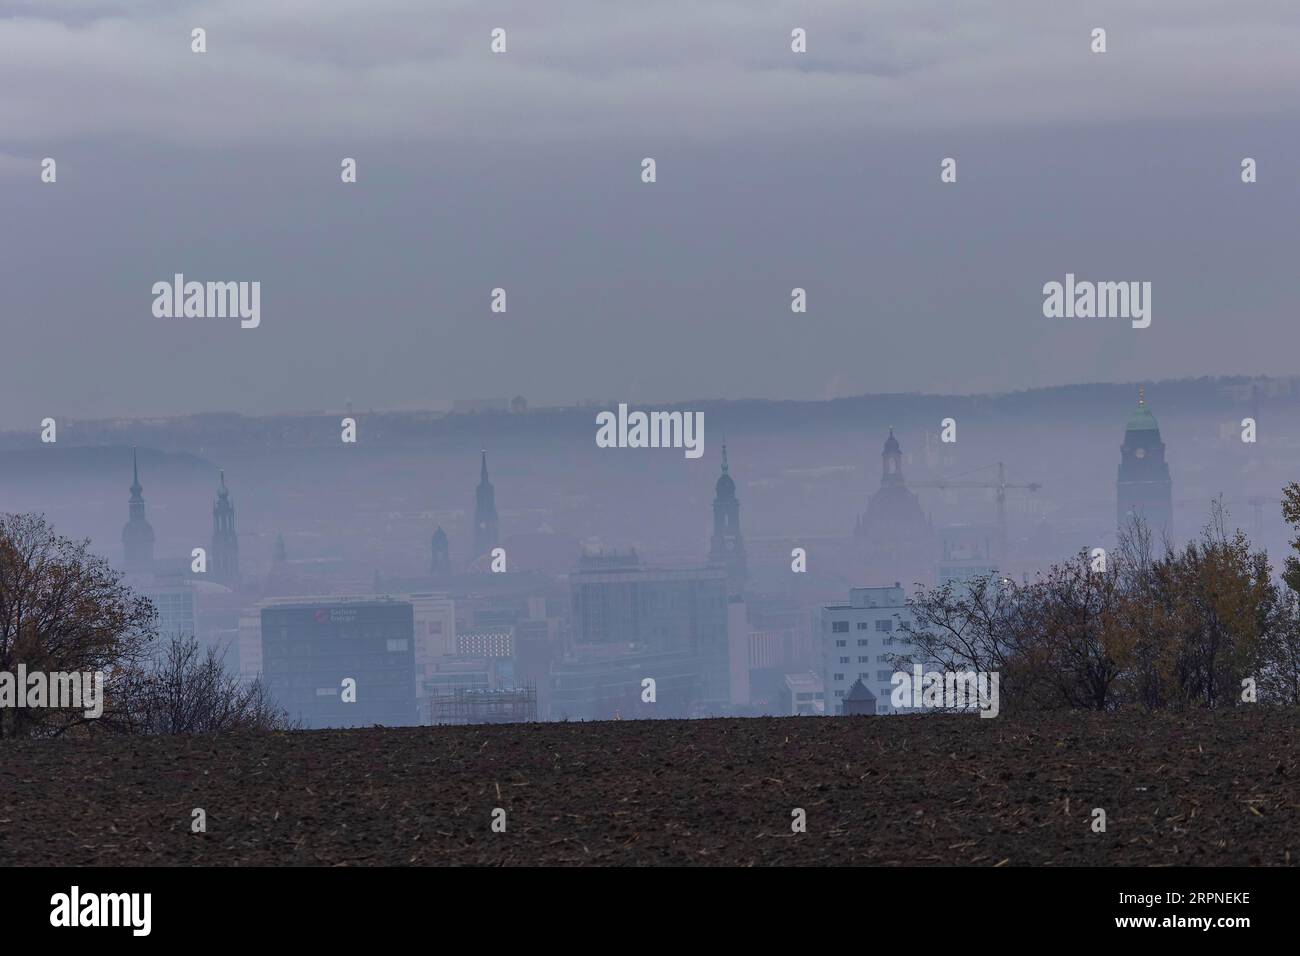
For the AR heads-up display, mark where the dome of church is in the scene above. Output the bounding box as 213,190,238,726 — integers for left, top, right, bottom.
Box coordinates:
857,429,933,582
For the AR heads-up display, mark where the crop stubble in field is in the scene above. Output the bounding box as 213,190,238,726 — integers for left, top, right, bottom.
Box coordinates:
0,709,1295,866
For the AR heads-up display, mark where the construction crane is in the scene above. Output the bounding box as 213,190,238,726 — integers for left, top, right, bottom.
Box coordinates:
911,462,1042,557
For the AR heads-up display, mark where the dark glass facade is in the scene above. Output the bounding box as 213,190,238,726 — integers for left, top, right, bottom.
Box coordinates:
262,601,416,728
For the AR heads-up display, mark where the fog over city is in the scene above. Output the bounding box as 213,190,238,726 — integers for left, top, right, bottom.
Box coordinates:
3,3,1300,890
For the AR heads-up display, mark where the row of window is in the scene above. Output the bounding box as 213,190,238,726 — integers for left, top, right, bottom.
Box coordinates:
836,637,901,649
831,619,894,633
836,654,893,666
831,670,897,683
835,638,901,651
832,621,894,634
266,670,414,686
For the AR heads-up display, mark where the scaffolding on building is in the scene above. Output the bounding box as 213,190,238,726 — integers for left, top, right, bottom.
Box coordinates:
429,684,537,725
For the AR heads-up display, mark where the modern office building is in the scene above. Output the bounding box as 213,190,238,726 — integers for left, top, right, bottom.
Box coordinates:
549,644,705,720
261,598,417,728
564,551,730,716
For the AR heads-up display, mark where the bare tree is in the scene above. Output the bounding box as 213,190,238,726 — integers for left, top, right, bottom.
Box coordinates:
113,635,296,735
895,574,1033,710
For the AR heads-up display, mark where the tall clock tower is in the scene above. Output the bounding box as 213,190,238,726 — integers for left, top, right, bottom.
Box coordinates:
1117,387,1173,540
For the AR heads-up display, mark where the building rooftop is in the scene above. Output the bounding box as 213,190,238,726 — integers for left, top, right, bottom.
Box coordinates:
848,585,905,608
845,679,877,702
1126,388,1161,432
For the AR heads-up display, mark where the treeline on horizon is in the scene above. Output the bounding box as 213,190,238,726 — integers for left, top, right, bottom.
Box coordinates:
0,374,1290,452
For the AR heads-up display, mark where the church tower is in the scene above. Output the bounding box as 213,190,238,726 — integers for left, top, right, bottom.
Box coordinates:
708,444,747,589
473,450,499,558
431,525,451,576
211,470,239,585
1117,386,1173,539
881,427,904,487
121,447,155,571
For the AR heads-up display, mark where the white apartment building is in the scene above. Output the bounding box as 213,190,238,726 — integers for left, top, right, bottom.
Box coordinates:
820,585,912,715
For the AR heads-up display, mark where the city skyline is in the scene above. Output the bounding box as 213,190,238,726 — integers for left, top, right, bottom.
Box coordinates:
96,384,1188,574
11,375,1288,582
3,0,1297,891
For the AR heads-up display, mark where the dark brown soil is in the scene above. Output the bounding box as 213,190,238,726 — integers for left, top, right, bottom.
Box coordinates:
1,709,1296,865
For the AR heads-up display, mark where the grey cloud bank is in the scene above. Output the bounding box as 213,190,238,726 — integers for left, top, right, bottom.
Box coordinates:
4,1,1300,145
1,1,1298,427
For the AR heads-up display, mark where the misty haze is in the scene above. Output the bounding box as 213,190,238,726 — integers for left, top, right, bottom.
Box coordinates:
2,0,1298,913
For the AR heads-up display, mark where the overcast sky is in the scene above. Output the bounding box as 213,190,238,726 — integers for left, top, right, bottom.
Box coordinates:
3,0,1299,428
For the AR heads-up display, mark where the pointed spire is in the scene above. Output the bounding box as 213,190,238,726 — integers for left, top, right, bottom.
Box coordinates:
123,445,154,567
721,442,729,474
130,446,143,500
1138,384,1145,406
473,448,500,558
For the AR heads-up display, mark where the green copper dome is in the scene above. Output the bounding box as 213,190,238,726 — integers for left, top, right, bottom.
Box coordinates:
1125,388,1160,432
1126,404,1159,432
